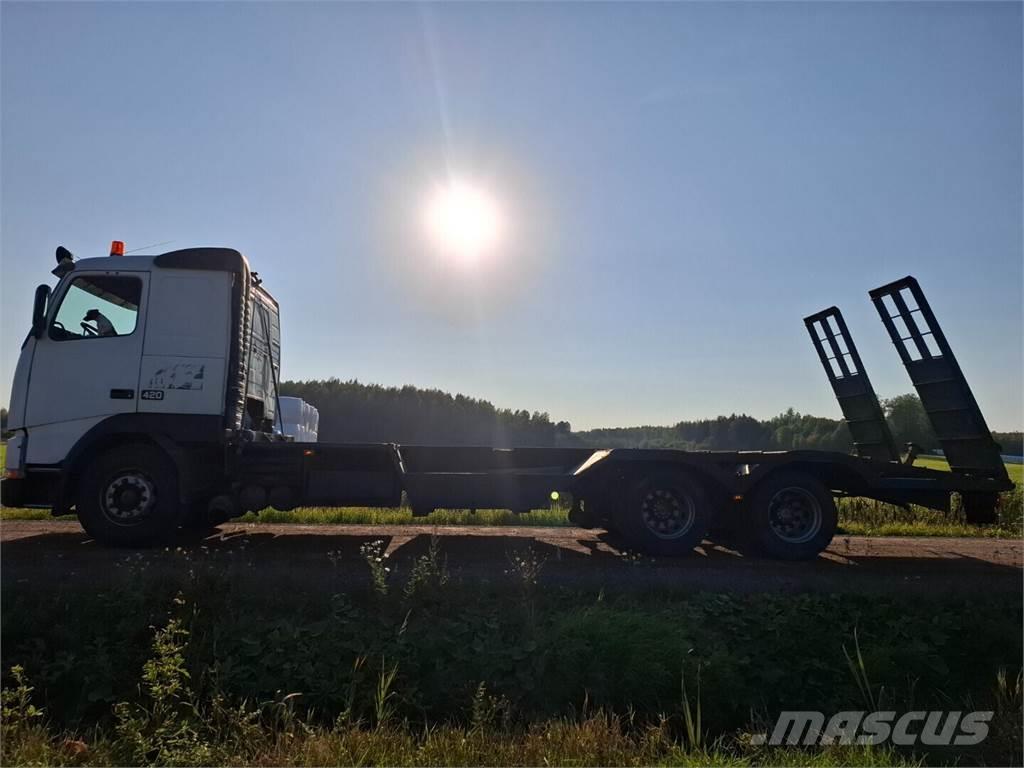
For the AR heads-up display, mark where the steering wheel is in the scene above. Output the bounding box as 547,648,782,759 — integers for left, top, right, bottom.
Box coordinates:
80,322,98,337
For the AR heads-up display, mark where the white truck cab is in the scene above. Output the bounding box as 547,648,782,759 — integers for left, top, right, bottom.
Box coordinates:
4,244,282,538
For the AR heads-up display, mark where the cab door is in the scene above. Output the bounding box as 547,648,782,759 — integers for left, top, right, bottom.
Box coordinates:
24,270,149,451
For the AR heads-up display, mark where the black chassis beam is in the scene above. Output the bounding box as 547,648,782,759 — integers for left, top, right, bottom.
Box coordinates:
236,443,1013,515
11,443,1010,517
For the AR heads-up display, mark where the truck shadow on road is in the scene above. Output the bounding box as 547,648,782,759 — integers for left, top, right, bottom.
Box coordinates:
2,524,1020,596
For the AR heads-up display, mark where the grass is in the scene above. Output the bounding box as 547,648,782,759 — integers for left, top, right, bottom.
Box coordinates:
2,566,1021,766
0,504,572,526
2,443,1020,537
8,501,1013,537
835,519,1014,538
239,505,570,526
915,455,1024,484
2,719,925,767
3,707,925,767
836,493,1022,538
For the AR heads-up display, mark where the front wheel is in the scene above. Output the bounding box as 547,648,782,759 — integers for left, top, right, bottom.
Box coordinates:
745,471,836,560
614,470,712,556
76,444,183,547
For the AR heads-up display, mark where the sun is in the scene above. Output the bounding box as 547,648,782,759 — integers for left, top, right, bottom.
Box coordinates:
423,180,504,263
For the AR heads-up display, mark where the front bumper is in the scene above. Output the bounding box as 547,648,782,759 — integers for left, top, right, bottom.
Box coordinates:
0,477,25,507
1,471,59,509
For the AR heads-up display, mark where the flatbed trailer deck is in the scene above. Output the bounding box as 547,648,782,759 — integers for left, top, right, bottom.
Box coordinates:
2,246,1013,559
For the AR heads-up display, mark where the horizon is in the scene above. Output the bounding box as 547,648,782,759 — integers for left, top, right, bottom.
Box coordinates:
278,375,1021,436
3,2,1021,432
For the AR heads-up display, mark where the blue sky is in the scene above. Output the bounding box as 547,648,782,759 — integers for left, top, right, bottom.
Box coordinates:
2,1,1021,430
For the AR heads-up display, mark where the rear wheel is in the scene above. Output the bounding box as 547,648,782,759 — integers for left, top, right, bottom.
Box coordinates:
615,470,711,556
179,497,232,538
76,444,183,547
963,492,998,525
746,471,836,560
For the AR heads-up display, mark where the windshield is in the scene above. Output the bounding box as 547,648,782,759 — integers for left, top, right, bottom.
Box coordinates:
49,275,142,341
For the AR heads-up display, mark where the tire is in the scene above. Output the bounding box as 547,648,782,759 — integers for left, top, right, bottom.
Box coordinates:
76,443,184,547
178,499,226,540
745,471,836,560
962,492,998,525
614,469,712,556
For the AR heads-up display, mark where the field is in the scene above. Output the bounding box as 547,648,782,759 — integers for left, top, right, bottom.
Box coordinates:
916,455,1023,479
2,548,1022,766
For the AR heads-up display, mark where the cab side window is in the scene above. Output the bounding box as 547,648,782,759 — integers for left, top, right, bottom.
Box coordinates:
49,276,142,341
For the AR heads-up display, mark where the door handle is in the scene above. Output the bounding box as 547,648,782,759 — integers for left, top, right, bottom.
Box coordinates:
110,389,135,400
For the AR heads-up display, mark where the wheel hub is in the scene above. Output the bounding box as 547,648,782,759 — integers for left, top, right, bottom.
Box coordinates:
641,487,695,540
102,473,156,524
768,487,822,544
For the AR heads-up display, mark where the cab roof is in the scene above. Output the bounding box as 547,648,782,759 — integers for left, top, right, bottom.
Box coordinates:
67,248,249,275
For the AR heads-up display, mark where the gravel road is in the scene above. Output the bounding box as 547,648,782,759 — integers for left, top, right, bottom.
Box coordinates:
2,520,1020,595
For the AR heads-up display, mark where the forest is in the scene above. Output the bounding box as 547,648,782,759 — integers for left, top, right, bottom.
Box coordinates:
277,379,1022,455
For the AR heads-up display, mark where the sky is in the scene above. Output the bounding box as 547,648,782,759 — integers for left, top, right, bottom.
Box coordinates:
2,1,1021,431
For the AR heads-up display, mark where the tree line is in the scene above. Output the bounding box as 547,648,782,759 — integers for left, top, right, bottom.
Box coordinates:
278,379,1021,455
278,379,570,447
567,409,853,452
2,386,1021,456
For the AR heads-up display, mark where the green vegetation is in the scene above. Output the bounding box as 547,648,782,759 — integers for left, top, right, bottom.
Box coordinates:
2,691,924,767
2,558,1021,766
574,410,852,452
0,509,55,524
238,505,570,527
279,379,569,447
834,464,1022,538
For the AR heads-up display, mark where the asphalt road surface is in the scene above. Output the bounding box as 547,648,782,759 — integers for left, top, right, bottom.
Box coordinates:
2,520,1021,595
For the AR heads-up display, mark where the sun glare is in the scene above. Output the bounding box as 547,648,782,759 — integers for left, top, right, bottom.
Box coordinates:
424,180,503,263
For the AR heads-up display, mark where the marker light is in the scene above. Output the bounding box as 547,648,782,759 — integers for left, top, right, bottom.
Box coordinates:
550,491,560,501
110,240,125,256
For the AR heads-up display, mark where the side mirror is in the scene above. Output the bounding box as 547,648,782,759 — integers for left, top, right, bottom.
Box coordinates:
32,284,50,338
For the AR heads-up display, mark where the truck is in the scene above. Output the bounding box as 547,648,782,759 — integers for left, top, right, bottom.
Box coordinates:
2,243,1014,559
